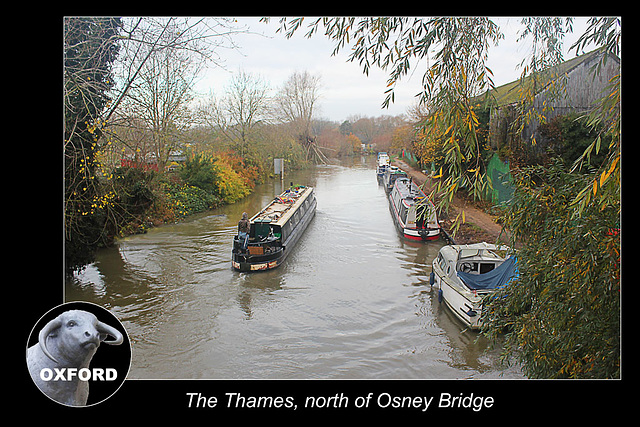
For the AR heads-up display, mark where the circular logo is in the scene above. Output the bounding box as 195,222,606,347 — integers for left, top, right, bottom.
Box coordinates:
26,301,131,407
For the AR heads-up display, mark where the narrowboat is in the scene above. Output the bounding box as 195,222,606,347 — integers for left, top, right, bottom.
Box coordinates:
388,177,440,241
430,243,518,330
376,152,390,182
232,185,316,272
382,166,407,194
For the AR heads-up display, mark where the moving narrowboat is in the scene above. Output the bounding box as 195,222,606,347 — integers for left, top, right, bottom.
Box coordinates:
430,242,518,329
232,185,316,272
388,177,440,241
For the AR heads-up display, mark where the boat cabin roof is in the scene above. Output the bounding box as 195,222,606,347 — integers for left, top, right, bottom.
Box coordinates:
439,242,511,262
394,178,428,205
250,186,313,227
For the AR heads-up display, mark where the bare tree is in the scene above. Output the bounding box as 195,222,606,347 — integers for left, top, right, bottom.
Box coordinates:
105,17,246,168
273,71,326,163
118,39,199,168
201,70,270,158
106,18,243,122
275,71,322,140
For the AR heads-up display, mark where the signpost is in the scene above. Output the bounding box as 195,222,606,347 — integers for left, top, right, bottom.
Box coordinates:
274,158,284,184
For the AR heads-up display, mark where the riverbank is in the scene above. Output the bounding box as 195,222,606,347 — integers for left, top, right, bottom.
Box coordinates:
391,158,510,245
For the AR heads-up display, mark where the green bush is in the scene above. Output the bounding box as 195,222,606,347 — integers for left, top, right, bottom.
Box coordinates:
162,181,221,220
482,160,620,378
180,154,219,194
538,113,607,169
112,167,156,215
179,152,253,204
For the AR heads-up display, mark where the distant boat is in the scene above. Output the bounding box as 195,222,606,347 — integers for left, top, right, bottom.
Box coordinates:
376,152,390,182
232,186,316,272
377,152,390,165
430,242,518,330
388,177,440,241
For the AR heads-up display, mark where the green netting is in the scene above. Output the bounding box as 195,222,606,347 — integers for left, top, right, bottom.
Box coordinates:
486,153,514,205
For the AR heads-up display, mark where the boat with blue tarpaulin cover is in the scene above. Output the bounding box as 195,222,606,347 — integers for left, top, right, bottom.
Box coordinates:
430,242,518,329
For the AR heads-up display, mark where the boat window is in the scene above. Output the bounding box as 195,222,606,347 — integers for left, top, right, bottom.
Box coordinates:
480,263,495,274
272,225,282,240
459,249,480,259
458,262,476,273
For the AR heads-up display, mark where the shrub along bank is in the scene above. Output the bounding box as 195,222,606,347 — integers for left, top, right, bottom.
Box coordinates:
111,152,257,238
66,142,312,276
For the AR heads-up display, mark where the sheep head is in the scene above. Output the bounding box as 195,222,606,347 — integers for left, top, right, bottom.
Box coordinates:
38,310,123,365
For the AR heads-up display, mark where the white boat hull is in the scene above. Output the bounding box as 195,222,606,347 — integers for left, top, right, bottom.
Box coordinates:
430,243,515,330
436,275,484,329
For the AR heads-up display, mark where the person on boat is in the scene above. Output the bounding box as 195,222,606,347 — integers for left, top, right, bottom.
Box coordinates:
238,212,249,250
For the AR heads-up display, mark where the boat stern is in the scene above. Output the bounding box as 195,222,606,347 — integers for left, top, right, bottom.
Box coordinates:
232,257,281,272
403,227,441,241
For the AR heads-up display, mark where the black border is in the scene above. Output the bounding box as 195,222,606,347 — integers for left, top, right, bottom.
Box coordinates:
19,11,629,421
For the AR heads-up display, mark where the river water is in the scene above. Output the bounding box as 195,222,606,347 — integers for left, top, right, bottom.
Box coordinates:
65,156,523,379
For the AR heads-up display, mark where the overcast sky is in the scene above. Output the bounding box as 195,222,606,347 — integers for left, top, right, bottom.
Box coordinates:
193,17,595,122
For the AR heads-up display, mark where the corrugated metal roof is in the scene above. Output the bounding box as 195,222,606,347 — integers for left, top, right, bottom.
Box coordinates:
483,48,616,107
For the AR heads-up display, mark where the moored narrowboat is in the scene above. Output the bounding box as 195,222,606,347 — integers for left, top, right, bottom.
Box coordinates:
388,177,440,241
232,185,316,272
376,152,390,182
382,166,408,194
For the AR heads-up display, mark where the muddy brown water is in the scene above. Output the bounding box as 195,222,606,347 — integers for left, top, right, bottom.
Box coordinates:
66,157,523,379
